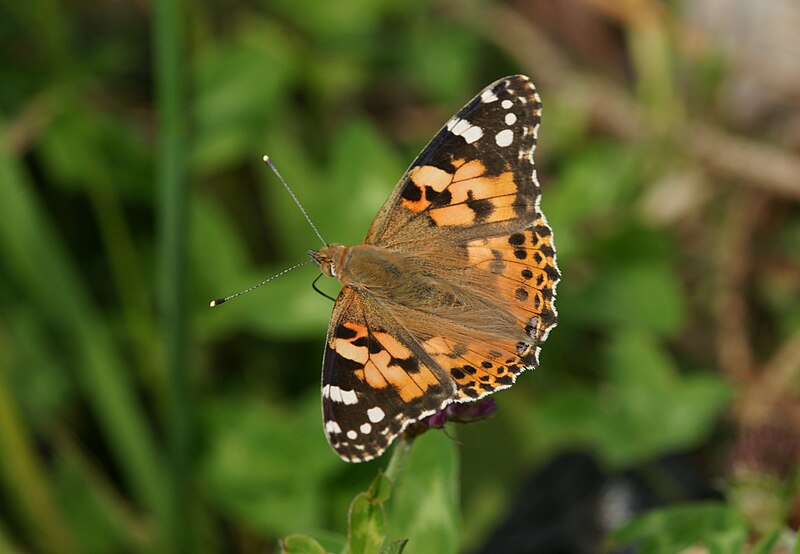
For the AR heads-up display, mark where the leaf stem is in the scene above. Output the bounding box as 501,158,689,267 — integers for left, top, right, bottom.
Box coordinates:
385,435,414,486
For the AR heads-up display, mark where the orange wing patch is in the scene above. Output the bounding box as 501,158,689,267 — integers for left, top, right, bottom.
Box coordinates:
465,214,559,341
428,192,519,227
402,165,452,213
331,323,441,402
401,159,520,228
422,335,536,401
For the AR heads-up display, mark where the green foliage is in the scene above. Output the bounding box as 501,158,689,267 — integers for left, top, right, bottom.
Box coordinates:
610,502,749,554
385,433,459,554
347,472,392,554
201,395,340,535
525,331,731,467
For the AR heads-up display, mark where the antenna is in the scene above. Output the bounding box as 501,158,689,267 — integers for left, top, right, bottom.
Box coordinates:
209,260,312,307
263,155,327,246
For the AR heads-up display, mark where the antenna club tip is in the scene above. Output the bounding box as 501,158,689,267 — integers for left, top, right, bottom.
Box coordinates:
262,155,270,163
210,298,226,308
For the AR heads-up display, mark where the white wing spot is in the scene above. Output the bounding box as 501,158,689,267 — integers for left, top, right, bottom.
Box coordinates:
481,89,498,103
346,430,358,440
505,112,517,125
367,407,386,423
451,119,470,135
495,129,514,147
329,386,341,402
502,99,513,109
328,386,358,404
325,420,342,434
360,423,372,434
340,389,358,405
462,125,483,144
449,117,484,144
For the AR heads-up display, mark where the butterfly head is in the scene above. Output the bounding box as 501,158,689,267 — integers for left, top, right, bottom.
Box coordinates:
309,243,348,279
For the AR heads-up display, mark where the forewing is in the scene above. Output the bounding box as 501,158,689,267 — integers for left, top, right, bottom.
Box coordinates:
365,75,543,246
321,288,457,462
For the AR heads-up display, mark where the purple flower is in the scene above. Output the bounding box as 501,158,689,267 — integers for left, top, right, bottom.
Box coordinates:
425,398,498,429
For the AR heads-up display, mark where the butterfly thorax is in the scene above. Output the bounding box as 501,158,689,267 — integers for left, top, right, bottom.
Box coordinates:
311,243,433,302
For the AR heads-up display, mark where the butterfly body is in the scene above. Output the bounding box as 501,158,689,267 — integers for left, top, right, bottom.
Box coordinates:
311,76,560,462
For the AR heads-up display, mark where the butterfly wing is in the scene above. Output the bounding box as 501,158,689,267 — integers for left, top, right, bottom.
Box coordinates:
407,214,559,402
365,75,544,247
364,74,559,400
321,287,457,462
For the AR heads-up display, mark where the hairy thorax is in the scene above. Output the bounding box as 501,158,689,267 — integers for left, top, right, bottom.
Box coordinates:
310,243,446,307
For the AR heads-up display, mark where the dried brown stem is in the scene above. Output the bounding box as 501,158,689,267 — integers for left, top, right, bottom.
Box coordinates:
711,191,765,384
738,329,800,429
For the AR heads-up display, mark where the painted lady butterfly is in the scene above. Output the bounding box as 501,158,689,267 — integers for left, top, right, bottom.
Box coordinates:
311,75,559,462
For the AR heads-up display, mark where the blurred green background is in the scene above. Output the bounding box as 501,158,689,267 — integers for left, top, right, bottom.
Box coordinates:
1,0,799,552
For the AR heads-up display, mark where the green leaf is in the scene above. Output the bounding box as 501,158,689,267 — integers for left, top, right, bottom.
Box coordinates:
38,104,152,200
258,117,403,260
611,502,748,554
323,117,405,246
526,331,731,467
200,395,340,535
280,534,329,554
347,473,392,554
267,0,396,39
404,23,478,103
386,432,459,554
544,143,642,261
748,528,781,554
570,262,686,335
192,18,297,173
380,539,408,554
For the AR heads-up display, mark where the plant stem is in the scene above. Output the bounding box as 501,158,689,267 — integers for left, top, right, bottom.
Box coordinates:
153,0,191,550
385,435,415,486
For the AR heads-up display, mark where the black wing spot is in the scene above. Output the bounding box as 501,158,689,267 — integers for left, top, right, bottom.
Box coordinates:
466,191,494,222
336,326,359,340
514,249,527,260
545,264,560,281
367,336,383,354
509,233,525,246
395,356,420,374
539,245,555,258
426,186,452,205
515,287,529,302
402,183,423,201
521,269,533,280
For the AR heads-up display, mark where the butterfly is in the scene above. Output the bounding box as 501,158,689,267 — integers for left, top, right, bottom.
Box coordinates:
310,75,559,462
